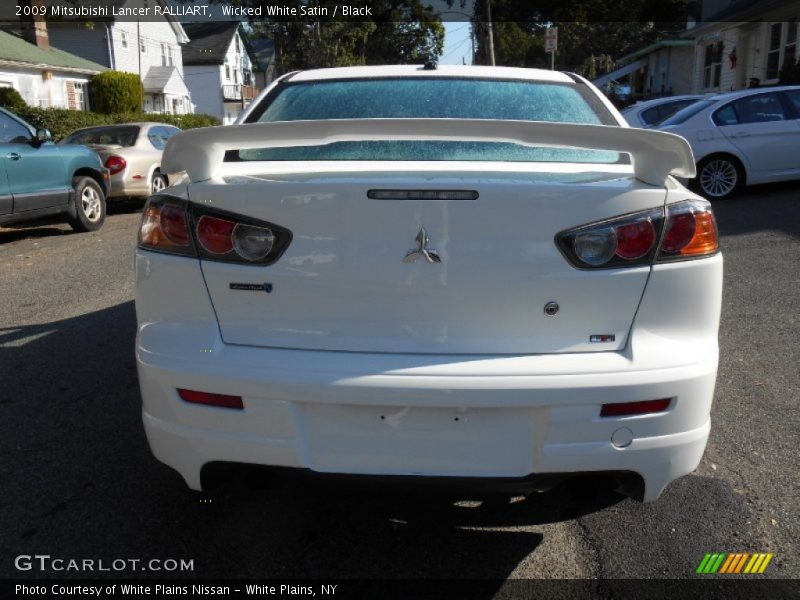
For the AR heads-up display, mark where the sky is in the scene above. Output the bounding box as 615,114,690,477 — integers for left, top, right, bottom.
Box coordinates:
440,22,474,65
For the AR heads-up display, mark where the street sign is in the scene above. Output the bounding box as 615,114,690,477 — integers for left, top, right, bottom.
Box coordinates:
545,27,558,53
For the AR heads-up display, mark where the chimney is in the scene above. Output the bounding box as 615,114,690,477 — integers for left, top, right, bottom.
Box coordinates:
19,0,49,50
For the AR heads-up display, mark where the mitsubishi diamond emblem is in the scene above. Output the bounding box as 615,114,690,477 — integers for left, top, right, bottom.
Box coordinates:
403,227,442,264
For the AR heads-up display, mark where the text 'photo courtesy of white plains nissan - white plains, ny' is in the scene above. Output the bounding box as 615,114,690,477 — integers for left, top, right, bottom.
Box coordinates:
134,65,722,502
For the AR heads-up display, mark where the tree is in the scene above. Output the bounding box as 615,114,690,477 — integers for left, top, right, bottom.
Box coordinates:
465,0,690,76
246,0,444,74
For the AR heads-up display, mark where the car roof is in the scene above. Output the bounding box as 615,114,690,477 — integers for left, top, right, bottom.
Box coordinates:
707,84,800,102
289,64,576,84
623,95,705,112
67,123,180,136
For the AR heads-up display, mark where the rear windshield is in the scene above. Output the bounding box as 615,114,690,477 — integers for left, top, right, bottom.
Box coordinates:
659,100,715,126
639,99,698,126
62,126,140,147
235,77,621,164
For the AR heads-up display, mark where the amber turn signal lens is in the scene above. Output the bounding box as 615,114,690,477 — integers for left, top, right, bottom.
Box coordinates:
680,210,719,256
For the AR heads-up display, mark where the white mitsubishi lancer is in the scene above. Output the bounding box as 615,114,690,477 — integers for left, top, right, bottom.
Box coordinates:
135,65,722,502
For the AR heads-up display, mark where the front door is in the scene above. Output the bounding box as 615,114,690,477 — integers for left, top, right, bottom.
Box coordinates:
716,91,800,177
0,111,69,212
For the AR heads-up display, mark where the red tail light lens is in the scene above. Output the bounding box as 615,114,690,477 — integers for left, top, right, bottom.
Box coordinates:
197,215,236,254
661,212,695,253
104,155,127,175
601,398,671,417
160,203,190,246
178,389,244,410
138,195,293,265
615,220,656,260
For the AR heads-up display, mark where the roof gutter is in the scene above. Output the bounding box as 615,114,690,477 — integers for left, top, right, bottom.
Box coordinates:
0,58,102,76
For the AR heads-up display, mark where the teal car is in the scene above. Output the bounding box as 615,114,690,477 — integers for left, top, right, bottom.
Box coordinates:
0,107,109,232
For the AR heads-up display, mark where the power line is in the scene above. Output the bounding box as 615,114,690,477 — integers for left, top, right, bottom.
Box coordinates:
442,35,471,61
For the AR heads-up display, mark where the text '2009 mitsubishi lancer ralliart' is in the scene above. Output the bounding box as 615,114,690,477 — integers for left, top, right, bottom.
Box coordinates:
135,65,721,502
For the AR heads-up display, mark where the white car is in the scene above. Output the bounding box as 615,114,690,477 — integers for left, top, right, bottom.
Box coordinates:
621,95,704,128
135,65,722,502
658,85,800,199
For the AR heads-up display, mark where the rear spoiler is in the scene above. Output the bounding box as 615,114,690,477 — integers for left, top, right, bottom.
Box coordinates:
162,119,696,186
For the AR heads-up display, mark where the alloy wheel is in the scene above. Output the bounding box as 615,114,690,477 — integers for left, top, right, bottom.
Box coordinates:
699,159,738,198
81,186,102,222
152,175,167,194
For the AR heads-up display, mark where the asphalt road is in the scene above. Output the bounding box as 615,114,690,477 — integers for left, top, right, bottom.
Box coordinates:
0,187,798,587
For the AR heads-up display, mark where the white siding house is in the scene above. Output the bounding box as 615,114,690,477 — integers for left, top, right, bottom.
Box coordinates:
0,26,104,110
47,0,193,114
182,23,259,124
685,0,800,93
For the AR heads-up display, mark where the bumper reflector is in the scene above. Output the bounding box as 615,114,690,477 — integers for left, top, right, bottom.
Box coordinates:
601,398,671,417
178,389,244,410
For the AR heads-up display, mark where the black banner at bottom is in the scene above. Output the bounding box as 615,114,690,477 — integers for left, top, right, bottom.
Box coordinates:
3,579,800,600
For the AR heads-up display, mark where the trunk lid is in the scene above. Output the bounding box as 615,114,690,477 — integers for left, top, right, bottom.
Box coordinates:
191,165,665,354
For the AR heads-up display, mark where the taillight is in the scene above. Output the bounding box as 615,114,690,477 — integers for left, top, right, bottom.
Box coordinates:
657,199,719,261
138,197,194,257
138,195,292,265
558,207,663,269
557,199,719,269
104,155,127,175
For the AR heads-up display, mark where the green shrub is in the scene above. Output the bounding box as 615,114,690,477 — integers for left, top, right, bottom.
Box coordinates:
14,107,112,140
0,87,27,112
9,106,219,141
89,71,142,114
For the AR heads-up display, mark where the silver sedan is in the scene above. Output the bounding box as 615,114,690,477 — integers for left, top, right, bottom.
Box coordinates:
61,123,182,198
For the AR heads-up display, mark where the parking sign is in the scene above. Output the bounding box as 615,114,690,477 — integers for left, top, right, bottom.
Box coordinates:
545,27,558,53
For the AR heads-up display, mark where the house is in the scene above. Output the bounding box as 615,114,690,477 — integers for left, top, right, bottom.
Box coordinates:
684,0,800,92
181,22,260,125
0,20,105,110
593,40,695,100
46,0,193,114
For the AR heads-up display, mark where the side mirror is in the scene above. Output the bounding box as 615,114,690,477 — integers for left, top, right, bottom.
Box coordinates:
34,128,52,144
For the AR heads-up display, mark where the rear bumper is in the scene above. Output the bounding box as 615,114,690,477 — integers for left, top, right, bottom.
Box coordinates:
108,174,150,198
136,251,722,502
138,329,716,502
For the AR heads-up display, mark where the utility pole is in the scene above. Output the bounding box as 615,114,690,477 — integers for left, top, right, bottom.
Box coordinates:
137,19,144,111
470,24,475,63
485,0,495,66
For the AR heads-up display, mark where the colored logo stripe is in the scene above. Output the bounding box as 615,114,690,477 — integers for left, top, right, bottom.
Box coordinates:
697,553,774,574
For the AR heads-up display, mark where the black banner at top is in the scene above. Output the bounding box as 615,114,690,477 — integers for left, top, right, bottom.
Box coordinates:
2,0,798,23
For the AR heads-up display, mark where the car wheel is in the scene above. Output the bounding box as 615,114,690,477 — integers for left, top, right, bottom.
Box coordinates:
151,172,168,194
694,155,743,200
69,176,106,232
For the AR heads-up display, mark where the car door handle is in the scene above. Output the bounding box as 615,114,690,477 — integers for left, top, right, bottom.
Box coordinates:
728,131,749,138
6,152,21,160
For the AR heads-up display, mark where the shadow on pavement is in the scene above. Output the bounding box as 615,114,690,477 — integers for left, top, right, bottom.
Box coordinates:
711,180,800,239
0,301,627,583
0,198,143,244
